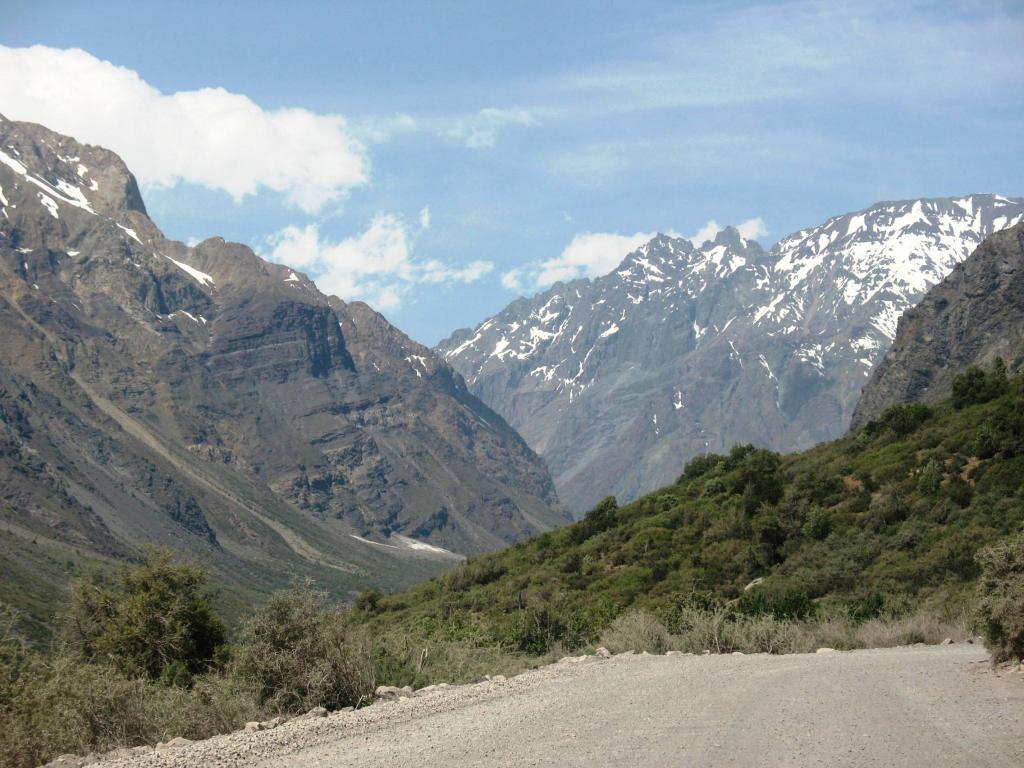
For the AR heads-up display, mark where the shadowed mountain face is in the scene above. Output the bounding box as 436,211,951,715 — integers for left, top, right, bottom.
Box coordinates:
0,116,564,630
852,222,1024,427
439,196,1024,514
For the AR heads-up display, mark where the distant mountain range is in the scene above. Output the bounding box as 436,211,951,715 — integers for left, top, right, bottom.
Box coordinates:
439,194,1024,513
0,116,564,631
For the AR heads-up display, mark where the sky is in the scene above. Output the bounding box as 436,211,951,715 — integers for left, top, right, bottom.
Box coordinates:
1,0,1022,345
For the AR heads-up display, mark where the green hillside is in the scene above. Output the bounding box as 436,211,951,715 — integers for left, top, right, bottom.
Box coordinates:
355,364,1024,654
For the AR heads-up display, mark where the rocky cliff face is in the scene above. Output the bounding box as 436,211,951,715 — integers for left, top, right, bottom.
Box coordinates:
852,222,1024,426
439,195,1024,514
0,116,564,629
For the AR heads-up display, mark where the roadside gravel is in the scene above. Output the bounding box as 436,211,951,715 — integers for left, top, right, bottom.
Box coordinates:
79,644,1024,768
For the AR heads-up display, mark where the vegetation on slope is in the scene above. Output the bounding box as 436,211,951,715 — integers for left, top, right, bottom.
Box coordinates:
353,362,1024,657
2,362,1022,766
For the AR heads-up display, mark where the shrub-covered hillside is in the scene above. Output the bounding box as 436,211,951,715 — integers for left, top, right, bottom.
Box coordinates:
355,363,1024,653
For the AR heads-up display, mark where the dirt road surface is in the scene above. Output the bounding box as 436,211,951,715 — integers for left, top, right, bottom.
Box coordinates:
106,644,1024,768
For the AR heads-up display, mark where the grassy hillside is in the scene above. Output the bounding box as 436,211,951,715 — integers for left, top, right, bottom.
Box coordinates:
354,365,1024,654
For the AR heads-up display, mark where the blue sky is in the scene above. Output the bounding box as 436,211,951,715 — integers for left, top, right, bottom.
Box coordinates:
3,0,1023,344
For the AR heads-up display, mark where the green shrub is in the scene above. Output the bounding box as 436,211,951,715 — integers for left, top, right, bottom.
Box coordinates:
876,403,933,436
916,458,944,495
442,560,507,591
736,588,816,620
678,453,724,482
231,586,374,713
354,589,383,614
567,496,619,543
0,650,259,768
802,506,832,540
975,532,1024,663
61,550,225,683
952,359,1009,410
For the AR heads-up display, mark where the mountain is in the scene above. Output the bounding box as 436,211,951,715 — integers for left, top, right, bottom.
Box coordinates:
852,222,1024,427
357,369,1024,654
438,195,1024,514
0,116,564,633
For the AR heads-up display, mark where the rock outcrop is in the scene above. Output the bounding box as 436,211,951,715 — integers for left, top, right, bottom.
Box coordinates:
852,222,1024,427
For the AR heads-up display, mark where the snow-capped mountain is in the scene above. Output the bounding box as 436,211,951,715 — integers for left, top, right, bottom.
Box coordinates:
438,194,1024,514
853,221,1024,428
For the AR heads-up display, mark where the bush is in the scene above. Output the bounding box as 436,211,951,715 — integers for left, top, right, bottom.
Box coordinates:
567,496,619,543
916,458,944,495
61,550,225,683
737,588,816,620
975,532,1024,663
952,359,1009,410
0,652,259,768
231,586,374,713
875,403,932,436
679,453,724,482
598,611,671,654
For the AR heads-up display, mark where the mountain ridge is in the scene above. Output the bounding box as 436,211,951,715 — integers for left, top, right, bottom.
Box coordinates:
438,194,1024,513
0,116,565,633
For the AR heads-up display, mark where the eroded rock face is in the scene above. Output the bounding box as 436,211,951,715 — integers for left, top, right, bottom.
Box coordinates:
852,223,1024,427
439,197,1024,514
0,116,565,627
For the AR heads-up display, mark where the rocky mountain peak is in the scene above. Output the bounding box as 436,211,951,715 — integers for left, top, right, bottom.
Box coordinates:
0,117,567,626
440,194,1024,513
0,116,148,219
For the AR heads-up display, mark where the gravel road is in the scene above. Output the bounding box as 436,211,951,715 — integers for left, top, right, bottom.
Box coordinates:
100,644,1023,768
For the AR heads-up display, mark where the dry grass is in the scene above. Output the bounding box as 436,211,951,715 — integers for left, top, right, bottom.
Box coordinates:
599,611,672,654
593,607,972,657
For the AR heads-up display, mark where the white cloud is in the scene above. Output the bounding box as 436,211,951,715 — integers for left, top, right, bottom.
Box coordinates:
267,215,492,311
419,206,431,229
500,269,524,292
449,107,536,149
0,45,368,213
689,220,723,246
537,231,654,285
688,217,768,245
501,231,654,291
737,217,768,241
354,112,418,143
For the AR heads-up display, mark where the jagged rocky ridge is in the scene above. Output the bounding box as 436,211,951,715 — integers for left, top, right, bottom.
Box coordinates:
853,222,1024,426
439,195,1024,514
0,116,565,628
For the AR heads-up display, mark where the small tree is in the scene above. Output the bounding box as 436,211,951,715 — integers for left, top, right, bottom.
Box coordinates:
975,532,1024,663
61,550,226,684
952,358,1010,410
232,586,374,713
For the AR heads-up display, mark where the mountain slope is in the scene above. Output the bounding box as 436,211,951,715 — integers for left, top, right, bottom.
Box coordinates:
852,222,1024,427
0,116,564,633
438,195,1024,513
358,373,1024,652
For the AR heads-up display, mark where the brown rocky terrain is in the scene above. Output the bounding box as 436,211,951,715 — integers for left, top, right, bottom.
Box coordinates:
0,116,565,632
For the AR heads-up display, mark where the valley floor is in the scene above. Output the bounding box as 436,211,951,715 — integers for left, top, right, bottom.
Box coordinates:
99,644,1023,768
